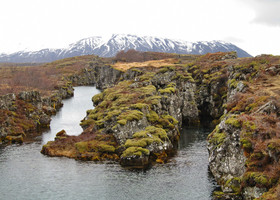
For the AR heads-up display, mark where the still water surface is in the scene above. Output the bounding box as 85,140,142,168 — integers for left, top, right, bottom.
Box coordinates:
0,86,217,200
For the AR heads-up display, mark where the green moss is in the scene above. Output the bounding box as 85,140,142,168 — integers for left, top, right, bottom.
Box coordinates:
243,172,270,188
146,110,159,123
225,177,241,194
97,144,115,153
162,115,178,125
158,87,176,94
213,191,225,198
209,132,226,147
125,137,162,148
106,93,120,101
117,119,127,125
104,110,122,121
130,103,150,110
202,69,209,73
245,103,258,112
234,72,241,79
158,115,178,129
204,74,210,79
42,141,54,149
132,130,149,138
229,79,238,89
139,85,157,96
117,110,143,124
267,142,276,150
182,75,195,82
166,66,176,71
98,100,110,109
146,96,161,105
243,121,257,131
250,152,264,160
75,141,88,153
75,136,117,155
225,117,241,128
87,112,103,120
111,94,133,105
139,72,155,81
80,118,95,127
92,93,104,105
95,119,104,127
121,147,150,158
234,65,244,70
159,67,169,73
125,126,168,149
167,82,176,88
131,68,143,73
240,138,252,150
189,65,198,71
145,126,168,140
125,139,149,148
193,69,199,74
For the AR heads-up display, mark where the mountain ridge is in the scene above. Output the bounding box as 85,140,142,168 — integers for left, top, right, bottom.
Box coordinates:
0,34,252,63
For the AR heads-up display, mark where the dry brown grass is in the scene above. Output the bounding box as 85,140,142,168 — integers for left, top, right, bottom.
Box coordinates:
251,75,280,98
112,58,177,71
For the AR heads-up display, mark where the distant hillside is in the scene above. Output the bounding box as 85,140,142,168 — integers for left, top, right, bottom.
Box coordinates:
0,34,252,63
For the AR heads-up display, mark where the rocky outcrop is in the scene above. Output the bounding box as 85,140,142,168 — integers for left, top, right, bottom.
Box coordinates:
0,77,74,144
208,55,280,199
42,53,236,168
67,57,123,89
2,51,279,199
68,52,280,199
41,64,202,168
208,115,246,195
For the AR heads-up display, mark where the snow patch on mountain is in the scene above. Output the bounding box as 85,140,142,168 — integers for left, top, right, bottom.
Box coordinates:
0,34,252,63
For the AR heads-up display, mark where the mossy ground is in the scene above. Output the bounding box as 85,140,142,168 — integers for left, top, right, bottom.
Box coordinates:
42,131,119,161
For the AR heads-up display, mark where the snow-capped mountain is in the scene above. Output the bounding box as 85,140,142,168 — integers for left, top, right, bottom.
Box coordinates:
0,34,251,63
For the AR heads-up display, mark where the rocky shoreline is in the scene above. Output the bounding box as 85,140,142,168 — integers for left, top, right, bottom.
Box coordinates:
2,52,280,199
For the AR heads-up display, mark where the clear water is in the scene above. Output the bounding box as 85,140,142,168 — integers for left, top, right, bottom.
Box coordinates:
0,86,218,200
42,86,101,144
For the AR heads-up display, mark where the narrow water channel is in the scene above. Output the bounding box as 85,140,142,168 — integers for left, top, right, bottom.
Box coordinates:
42,86,101,144
0,86,218,200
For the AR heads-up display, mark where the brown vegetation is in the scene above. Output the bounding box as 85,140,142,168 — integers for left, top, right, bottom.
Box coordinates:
115,49,177,62
0,55,102,96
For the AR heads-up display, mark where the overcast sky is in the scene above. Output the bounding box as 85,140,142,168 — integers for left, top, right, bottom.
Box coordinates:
0,0,280,56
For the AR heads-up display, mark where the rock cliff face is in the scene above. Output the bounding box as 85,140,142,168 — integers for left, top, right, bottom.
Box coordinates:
208,55,280,199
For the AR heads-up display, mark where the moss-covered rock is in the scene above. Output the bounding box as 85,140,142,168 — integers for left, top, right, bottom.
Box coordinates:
117,110,144,125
